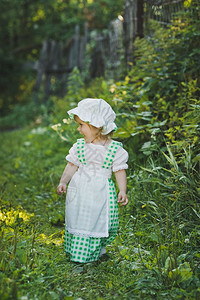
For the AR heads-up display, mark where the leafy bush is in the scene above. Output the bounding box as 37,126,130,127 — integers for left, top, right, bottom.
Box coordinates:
0,100,53,130
106,14,200,163
1,3,200,299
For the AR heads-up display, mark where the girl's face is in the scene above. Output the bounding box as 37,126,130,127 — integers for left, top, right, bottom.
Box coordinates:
75,116,100,142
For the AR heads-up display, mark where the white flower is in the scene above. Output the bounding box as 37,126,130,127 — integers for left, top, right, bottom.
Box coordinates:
31,127,47,134
24,141,31,146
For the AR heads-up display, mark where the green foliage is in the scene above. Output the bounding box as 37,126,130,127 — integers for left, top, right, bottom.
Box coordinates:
0,0,124,115
0,100,53,130
0,3,200,299
84,0,124,29
1,127,199,299
114,144,200,298
106,11,200,161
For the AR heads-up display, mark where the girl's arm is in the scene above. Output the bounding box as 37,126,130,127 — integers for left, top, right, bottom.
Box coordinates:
57,162,78,195
114,169,128,206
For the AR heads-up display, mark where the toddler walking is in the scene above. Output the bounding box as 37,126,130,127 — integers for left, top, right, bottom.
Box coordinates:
57,98,128,263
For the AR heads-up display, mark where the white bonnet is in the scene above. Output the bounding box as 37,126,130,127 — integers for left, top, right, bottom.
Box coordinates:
67,98,117,135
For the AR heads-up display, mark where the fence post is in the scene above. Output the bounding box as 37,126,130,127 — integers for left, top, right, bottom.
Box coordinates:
79,22,88,69
137,0,144,38
123,0,144,66
33,40,48,93
74,25,80,67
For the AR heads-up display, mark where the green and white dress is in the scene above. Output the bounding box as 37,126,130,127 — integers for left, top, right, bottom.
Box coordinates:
64,138,128,263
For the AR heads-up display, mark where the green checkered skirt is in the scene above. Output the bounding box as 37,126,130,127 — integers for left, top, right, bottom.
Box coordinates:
64,178,118,263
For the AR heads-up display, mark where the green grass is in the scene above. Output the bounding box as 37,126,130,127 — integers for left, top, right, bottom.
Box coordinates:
1,10,200,298
0,123,199,300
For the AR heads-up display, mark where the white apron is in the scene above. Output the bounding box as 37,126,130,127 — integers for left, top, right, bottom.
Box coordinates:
65,139,122,238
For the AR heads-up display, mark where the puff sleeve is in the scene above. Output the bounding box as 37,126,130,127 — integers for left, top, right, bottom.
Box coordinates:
65,142,80,167
112,146,128,172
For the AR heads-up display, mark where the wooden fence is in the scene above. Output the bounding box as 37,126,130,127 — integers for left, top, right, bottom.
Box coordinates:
33,23,88,97
33,0,185,98
144,0,185,25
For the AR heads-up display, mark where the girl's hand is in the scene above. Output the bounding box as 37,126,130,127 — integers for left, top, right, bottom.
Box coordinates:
117,191,128,206
57,183,66,195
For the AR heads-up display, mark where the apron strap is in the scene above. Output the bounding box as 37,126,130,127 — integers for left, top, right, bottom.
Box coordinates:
102,140,123,169
77,138,86,165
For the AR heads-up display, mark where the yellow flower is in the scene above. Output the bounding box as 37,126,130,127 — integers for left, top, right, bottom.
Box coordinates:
51,123,61,131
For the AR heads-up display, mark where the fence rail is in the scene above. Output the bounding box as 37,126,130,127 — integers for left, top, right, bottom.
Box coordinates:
144,0,185,25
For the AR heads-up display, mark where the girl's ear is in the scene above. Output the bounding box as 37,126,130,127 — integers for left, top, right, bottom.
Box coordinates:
74,115,83,124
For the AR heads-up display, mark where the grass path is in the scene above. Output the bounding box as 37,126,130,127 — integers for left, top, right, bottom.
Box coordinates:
1,126,199,300
0,127,135,300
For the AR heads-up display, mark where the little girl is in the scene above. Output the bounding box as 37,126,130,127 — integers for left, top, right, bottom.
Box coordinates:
57,98,128,263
